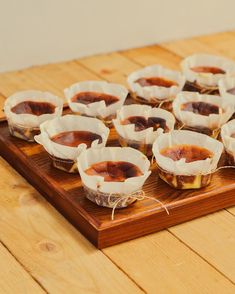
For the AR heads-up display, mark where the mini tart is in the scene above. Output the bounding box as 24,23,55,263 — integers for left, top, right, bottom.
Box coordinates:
77,147,151,208
127,65,185,108
152,130,223,189
113,104,175,157
4,90,63,142
221,119,235,165
65,81,128,125
173,92,233,137
181,54,235,94
219,76,235,109
34,115,109,173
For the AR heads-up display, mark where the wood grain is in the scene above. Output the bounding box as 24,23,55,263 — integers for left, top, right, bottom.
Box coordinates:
0,61,100,99
1,119,235,248
121,45,181,69
169,210,235,282
104,230,235,294
0,157,142,293
78,52,140,86
0,242,45,294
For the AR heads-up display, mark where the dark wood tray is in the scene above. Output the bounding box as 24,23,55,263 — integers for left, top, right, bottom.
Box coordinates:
1,119,235,248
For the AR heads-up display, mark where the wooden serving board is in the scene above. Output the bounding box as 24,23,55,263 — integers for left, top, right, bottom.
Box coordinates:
1,119,235,248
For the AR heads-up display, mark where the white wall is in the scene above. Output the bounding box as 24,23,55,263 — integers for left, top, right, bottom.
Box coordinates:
1,0,235,72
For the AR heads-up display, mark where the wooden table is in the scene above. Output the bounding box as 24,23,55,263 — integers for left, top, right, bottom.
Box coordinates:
0,31,235,294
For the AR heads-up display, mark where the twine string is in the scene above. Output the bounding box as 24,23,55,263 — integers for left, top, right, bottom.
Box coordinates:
108,190,169,221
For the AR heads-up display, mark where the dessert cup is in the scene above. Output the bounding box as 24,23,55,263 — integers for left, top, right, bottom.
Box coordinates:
181,54,235,94
65,80,128,126
152,130,223,189
173,91,234,137
35,115,109,173
4,90,63,142
221,119,235,165
127,65,185,109
77,147,151,208
113,104,175,157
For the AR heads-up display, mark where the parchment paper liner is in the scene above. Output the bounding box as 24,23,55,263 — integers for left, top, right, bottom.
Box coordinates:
127,65,185,105
34,115,109,173
4,90,63,142
113,104,175,156
181,53,235,87
152,130,223,189
173,92,234,136
77,147,151,208
219,76,235,107
65,81,128,124
221,119,235,165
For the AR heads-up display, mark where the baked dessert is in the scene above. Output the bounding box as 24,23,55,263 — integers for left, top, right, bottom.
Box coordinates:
65,81,128,126
113,104,175,157
4,90,63,141
219,76,235,109
34,115,109,173
152,130,223,189
221,119,235,165
77,147,151,208
127,65,185,109
173,92,233,137
181,54,235,94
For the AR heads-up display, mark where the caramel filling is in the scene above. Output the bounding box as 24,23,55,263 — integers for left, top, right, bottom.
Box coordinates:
227,87,235,95
190,66,225,74
181,101,221,116
51,131,102,147
85,161,143,182
121,116,169,132
11,101,55,116
160,144,213,163
71,91,119,106
135,77,178,88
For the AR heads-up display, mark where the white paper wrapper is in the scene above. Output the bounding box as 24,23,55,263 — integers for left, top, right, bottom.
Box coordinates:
153,130,223,176
181,54,235,87
127,65,185,102
173,92,234,130
65,80,128,119
221,119,235,159
4,90,63,128
219,76,235,106
113,104,175,144
77,147,151,194
34,114,109,161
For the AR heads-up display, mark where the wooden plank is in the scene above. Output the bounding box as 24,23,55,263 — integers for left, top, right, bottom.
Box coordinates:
195,31,235,59
103,230,235,294
0,157,142,293
169,210,235,282
78,52,140,86
0,242,44,294
0,61,100,99
161,37,220,58
121,45,181,69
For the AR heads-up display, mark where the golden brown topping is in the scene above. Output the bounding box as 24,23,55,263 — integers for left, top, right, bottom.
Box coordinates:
160,144,213,163
135,77,178,88
85,161,143,182
181,101,220,116
11,101,55,116
122,116,169,132
191,66,225,74
51,131,102,147
71,91,119,106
